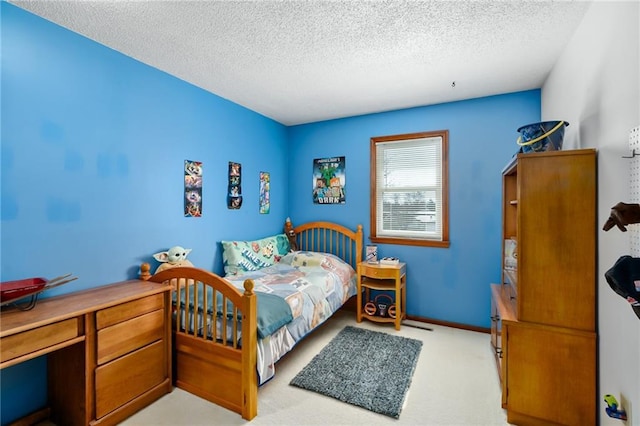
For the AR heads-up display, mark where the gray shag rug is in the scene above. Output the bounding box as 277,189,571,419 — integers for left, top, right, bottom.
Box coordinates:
289,325,423,419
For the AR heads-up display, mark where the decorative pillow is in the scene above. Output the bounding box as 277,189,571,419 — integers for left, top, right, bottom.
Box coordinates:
222,234,290,275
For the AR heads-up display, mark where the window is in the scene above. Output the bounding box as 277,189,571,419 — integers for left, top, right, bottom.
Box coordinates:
370,130,449,248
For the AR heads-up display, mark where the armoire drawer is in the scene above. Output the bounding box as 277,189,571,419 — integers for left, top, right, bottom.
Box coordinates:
97,308,164,365
95,340,166,419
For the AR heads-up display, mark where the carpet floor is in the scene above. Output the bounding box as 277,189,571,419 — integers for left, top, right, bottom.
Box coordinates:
122,310,509,425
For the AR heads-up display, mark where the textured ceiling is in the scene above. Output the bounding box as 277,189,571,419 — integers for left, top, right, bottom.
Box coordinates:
10,0,592,126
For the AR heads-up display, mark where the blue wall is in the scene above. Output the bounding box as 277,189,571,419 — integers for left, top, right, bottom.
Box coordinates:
1,3,541,423
288,92,541,327
1,4,288,423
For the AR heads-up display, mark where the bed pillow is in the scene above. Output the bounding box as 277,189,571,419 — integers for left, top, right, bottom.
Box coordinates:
222,234,290,276
281,251,327,267
279,251,345,268
280,251,356,284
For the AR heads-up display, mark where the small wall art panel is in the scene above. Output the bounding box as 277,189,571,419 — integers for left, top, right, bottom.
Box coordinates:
629,126,640,256
184,160,203,217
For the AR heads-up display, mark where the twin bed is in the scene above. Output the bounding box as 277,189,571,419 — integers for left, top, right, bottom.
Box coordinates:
139,220,363,420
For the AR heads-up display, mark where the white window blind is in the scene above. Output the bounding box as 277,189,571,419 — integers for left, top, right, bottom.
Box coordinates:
375,136,443,240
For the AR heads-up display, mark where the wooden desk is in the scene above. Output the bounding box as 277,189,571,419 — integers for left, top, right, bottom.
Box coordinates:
1,280,173,426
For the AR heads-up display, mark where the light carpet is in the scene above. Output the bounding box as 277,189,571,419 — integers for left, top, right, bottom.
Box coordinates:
122,310,509,425
289,325,422,419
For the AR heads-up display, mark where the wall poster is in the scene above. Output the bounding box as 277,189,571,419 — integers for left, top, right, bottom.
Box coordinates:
228,161,242,209
184,160,203,217
259,171,270,214
313,156,346,204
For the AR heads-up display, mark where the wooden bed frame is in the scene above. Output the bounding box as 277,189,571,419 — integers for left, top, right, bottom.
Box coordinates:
139,220,363,420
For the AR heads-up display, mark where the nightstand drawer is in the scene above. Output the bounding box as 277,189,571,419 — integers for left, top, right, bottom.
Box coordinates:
360,264,405,278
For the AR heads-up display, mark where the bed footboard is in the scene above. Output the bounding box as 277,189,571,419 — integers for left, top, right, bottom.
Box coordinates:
143,265,258,420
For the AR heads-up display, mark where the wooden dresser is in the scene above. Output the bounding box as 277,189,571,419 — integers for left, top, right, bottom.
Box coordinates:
0,280,173,426
490,149,597,425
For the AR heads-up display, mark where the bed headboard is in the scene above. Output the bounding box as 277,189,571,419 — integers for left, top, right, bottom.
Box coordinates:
292,221,363,271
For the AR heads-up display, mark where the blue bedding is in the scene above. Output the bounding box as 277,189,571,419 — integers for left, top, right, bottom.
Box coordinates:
175,285,293,339
255,292,294,338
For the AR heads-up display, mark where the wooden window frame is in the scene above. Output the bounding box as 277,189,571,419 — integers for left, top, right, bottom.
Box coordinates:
369,130,450,248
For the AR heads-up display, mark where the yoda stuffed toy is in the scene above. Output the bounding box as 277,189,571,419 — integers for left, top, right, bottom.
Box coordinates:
153,246,194,274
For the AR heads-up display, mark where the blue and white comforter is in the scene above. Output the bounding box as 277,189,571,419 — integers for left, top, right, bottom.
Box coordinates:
225,251,357,384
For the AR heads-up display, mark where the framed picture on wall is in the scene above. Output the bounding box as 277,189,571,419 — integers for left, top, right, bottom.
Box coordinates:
366,245,378,263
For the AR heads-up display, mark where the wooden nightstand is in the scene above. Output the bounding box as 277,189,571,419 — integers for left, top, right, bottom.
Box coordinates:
356,261,406,330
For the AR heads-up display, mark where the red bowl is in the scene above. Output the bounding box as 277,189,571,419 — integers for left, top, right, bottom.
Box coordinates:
0,278,47,303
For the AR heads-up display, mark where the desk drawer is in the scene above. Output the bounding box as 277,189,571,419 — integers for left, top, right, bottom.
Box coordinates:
95,339,165,419
1,318,80,364
97,293,164,330
97,309,164,365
